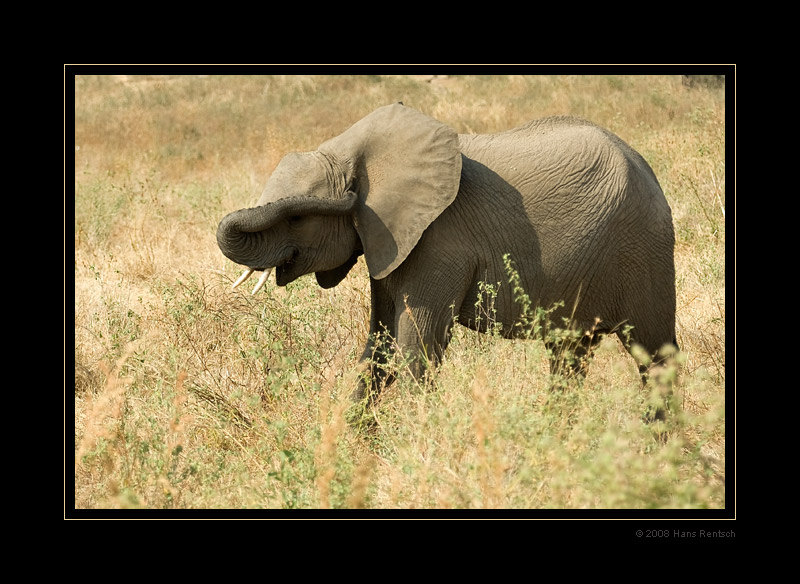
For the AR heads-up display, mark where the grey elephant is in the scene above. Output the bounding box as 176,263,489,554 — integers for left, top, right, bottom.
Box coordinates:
217,103,677,402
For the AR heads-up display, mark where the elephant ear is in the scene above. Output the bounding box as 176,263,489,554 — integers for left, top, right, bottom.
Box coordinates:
319,103,462,280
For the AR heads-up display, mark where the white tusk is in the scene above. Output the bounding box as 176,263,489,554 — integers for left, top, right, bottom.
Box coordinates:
232,269,255,290
251,269,272,295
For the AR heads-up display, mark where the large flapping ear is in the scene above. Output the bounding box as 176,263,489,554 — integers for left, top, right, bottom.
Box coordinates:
318,103,462,279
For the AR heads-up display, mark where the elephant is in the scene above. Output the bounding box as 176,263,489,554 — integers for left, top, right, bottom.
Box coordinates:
217,103,677,404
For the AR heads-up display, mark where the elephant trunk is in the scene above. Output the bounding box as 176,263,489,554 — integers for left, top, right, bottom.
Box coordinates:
216,192,358,268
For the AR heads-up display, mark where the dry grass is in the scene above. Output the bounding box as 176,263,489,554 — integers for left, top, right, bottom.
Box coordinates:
71,72,728,513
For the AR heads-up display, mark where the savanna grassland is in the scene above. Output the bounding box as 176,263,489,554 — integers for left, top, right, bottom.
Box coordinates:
72,73,728,512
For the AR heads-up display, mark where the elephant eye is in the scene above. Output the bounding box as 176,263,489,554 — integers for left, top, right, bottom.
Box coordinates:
288,216,302,224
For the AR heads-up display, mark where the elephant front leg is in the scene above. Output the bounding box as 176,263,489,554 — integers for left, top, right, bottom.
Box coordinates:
352,282,456,406
352,329,396,405
351,307,448,407
394,299,453,386
351,279,397,405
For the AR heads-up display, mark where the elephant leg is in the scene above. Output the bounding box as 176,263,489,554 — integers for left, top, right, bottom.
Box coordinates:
545,331,600,381
640,342,680,424
620,327,679,424
352,279,397,405
354,268,467,403
394,299,455,386
353,336,394,405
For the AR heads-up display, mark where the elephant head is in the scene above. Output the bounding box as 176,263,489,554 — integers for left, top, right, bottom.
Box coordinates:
217,103,463,292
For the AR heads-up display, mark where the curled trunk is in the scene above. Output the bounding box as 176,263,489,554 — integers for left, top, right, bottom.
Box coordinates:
216,192,358,268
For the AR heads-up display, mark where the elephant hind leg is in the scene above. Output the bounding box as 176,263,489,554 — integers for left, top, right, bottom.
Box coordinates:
621,328,680,424
623,328,679,377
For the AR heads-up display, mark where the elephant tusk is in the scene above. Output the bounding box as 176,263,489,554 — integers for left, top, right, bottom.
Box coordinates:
251,269,272,295
231,268,255,290
232,268,272,294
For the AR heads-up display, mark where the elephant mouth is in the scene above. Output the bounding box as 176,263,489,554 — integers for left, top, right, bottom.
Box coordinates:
274,249,300,286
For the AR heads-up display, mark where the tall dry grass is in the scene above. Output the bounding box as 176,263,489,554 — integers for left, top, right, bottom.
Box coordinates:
71,73,727,512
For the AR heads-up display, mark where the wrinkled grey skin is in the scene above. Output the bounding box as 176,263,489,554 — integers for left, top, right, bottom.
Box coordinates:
217,104,677,402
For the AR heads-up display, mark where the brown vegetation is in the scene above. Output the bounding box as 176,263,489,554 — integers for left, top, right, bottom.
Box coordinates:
73,73,726,510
